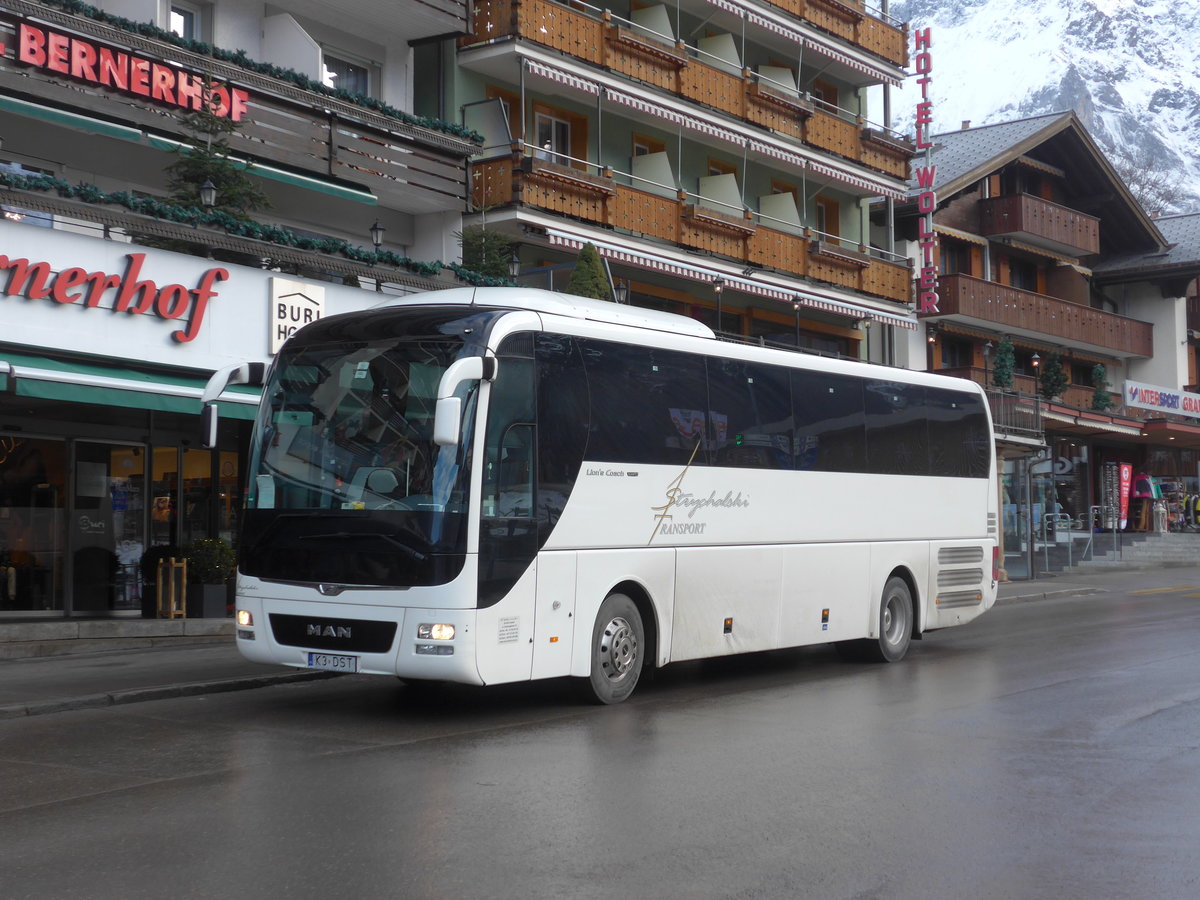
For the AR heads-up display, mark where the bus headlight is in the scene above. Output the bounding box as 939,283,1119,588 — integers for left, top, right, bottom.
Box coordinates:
236,609,254,627
417,623,455,641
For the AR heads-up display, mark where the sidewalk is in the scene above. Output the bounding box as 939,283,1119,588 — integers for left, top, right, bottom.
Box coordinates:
0,619,332,719
0,569,1151,719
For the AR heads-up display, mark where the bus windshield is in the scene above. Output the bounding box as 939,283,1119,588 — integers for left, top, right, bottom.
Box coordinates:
239,307,495,587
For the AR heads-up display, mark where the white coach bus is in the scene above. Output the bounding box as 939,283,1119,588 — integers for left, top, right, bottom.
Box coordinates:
204,288,999,703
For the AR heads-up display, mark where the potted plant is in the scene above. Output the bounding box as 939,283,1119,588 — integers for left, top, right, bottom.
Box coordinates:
184,538,236,618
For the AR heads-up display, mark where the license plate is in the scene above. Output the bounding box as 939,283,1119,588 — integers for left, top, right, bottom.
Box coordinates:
306,652,358,673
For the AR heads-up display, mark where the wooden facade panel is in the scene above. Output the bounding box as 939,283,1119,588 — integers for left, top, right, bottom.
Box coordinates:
610,188,681,242
803,0,859,42
465,0,911,180
862,258,912,302
860,143,909,180
747,229,809,276
935,275,1152,357
465,0,514,41
979,194,1101,255
473,157,911,305
471,158,515,209
605,44,681,92
678,65,745,118
858,17,908,67
807,257,862,291
807,109,862,162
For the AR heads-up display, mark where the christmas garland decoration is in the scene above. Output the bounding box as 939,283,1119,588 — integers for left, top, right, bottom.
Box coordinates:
1,171,512,286
32,0,483,143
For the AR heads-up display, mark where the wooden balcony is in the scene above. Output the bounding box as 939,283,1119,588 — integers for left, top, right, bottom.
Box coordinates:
930,275,1152,358
979,194,1100,257
755,0,907,67
0,4,476,215
938,367,1119,418
463,0,911,181
472,155,913,305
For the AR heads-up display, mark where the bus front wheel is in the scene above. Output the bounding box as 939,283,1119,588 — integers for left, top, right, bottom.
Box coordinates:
582,593,644,704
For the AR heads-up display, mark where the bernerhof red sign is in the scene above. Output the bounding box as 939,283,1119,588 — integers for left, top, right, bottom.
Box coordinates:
7,20,250,121
0,251,229,343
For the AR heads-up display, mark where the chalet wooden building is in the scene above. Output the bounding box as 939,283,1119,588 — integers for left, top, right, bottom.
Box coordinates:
884,112,1200,577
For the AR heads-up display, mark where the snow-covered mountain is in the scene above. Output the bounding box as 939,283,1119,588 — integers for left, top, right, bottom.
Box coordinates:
886,0,1200,213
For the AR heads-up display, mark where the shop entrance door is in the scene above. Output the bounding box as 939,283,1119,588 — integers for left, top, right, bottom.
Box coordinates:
71,442,146,614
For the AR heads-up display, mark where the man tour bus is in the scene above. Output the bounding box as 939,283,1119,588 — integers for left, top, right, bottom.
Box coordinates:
203,288,999,704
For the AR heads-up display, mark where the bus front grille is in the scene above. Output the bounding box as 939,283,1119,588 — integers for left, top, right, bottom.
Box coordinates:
270,613,398,653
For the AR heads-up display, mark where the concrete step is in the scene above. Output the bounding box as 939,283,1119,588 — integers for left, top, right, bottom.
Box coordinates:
0,619,234,660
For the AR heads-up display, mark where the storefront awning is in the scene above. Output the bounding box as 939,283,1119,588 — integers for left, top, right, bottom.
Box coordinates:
0,352,259,419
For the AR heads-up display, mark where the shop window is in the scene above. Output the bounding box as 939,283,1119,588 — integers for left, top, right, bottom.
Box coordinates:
0,436,66,612
322,51,373,97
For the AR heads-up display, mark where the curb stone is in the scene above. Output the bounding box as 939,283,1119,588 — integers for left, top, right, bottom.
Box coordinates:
0,669,339,720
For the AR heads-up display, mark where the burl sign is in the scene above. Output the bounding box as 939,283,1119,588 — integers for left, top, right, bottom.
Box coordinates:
7,19,250,121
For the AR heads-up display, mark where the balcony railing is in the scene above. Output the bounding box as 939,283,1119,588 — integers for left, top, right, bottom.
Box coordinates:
463,0,911,181
472,151,913,305
745,0,907,66
0,4,476,214
930,274,1152,358
978,194,1100,257
938,366,1124,429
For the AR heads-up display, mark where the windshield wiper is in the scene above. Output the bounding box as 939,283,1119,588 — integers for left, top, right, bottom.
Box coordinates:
297,531,428,561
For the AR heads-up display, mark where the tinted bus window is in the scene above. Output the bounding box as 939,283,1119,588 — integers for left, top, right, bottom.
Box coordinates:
536,334,590,530
792,370,866,472
865,380,929,475
707,359,793,469
579,339,709,466
927,387,991,478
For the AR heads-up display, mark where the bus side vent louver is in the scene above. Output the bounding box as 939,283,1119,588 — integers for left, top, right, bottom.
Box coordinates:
939,546,984,565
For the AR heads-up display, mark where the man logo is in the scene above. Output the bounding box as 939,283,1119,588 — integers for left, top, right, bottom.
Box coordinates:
307,624,352,639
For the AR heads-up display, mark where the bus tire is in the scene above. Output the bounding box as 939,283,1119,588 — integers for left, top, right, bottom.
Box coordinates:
870,576,913,663
582,593,644,704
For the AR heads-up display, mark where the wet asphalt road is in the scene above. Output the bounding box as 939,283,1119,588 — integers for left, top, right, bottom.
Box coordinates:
2,585,1199,900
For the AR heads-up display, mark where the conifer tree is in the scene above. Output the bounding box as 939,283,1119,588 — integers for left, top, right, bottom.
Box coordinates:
1091,363,1116,411
164,80,269,220
565,243,612,301
991,336,1015,390
1039,351,1068,400
457,225,513,280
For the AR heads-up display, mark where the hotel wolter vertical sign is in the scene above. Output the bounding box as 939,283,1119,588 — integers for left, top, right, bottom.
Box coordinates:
912,28,938,314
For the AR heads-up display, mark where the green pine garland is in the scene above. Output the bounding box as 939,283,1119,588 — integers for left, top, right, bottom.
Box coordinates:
0,170,511,283
34,0,483,143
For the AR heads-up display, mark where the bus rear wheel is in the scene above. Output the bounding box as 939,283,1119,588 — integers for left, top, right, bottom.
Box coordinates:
836,576,913,663
582,593,644,704
871,576,913,662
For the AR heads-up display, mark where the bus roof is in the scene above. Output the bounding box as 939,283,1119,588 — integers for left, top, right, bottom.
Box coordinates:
373,287,716,340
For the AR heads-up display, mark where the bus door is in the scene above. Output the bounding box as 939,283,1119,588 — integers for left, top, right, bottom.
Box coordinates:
477,350,538,684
